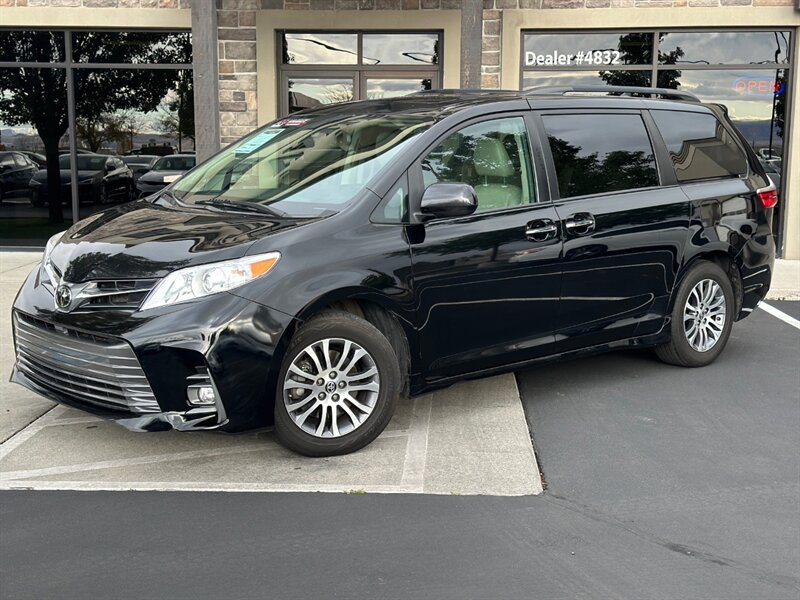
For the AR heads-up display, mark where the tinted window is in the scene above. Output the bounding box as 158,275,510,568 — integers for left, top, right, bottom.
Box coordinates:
58,155,108,170
13,153,29,167
542,113,659,198
651,111,747,183
282,33,358,64
362,33,439,65
422,117,536,213
0,154,14,168
658,31,790,66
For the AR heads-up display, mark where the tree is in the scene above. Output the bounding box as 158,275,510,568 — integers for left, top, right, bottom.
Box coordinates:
599,32,683,90
157,70,194,152
0,30,191,224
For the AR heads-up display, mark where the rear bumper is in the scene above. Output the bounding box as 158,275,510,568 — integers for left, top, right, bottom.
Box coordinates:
737,233,775,319
11,265,298,432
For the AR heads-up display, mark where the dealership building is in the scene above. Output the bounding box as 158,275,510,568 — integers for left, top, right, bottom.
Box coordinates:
1,0,798,256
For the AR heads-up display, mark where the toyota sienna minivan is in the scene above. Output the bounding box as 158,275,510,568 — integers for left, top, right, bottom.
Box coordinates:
11,86,777,456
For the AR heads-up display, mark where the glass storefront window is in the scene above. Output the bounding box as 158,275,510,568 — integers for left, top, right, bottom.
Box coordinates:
287,78,354,113
278,30,443,115
282,33,358,65
365,78,432,99
523,32,654,67
523,70,651,90
362,34,439,66
658,31,791,66
0,29,193,246
0,31,65,63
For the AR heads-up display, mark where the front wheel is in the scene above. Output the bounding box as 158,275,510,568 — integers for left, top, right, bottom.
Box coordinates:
655,261,735,367
274,310,401,457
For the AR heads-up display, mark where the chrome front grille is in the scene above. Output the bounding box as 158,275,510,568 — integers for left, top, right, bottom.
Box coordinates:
42,260,156,312
80,279,157,311
13,312,160,414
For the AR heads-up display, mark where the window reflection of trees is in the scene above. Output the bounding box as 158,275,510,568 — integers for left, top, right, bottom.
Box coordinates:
547,136,658,198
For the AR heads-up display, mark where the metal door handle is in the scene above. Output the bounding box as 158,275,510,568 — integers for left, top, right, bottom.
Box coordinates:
525,221,558,241
565,213,595,235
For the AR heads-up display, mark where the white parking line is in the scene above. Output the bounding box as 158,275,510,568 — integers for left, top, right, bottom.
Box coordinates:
759,302,800,330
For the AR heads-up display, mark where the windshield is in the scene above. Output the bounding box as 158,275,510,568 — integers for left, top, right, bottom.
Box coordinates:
58,155,108,170
123,156,156,166
154,156,196,171
171,113,433,218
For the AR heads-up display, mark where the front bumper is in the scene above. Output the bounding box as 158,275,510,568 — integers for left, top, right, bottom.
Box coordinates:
11,264,297,433
136,180,166,197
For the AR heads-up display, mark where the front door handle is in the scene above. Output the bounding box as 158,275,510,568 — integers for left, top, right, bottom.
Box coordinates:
564,212,595,236
525,219,558,242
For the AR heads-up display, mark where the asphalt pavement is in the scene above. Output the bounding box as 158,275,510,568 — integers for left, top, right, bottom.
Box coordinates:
1,303,798,600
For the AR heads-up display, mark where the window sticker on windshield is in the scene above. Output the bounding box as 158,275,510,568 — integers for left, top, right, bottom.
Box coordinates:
234,128,283,155
275,118,309,127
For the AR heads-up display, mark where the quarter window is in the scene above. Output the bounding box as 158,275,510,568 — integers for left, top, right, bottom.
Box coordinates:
421,117,536,214
542,113,659,198
651,110,747,183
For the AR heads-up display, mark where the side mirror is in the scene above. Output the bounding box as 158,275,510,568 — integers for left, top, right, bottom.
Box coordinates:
105,162,115,173
419,183,478,221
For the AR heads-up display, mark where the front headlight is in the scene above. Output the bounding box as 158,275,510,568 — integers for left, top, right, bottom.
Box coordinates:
140,252,281,311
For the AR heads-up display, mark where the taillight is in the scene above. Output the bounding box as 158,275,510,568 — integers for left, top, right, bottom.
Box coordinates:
756,184,778,209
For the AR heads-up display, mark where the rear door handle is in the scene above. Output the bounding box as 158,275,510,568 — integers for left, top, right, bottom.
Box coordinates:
525,219,558,242
564,212,595,236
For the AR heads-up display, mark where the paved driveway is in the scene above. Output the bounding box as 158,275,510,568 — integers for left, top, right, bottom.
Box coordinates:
2,303,797,600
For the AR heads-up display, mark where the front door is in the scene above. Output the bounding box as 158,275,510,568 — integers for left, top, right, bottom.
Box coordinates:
408,115,562,381
537,110,690,352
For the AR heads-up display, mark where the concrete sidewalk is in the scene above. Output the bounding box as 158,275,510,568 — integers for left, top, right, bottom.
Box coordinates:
0,251,542,496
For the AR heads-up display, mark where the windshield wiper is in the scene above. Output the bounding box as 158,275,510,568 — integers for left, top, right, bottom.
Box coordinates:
194,198,289,218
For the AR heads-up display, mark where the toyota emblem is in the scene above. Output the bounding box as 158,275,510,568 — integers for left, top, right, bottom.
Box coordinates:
55,284,72,310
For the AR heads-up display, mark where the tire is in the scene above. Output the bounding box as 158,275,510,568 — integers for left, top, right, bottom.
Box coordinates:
97,184,109,205
274,309,401,457
655,261,735,368
30,189,45,207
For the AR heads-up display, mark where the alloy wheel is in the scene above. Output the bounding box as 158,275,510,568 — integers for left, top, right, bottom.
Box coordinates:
283,337,380,438
684,278,726,352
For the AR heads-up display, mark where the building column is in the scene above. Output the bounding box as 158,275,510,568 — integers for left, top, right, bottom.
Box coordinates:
460,0,483,88
781,42,799,259
191,0,221,162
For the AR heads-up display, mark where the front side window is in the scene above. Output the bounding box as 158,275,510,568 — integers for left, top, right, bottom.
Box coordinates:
651,110,747,183
542,113,659,199
172,113,433,218
421,117,536,214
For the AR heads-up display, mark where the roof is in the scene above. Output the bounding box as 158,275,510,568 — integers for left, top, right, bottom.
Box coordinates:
296,88,710,121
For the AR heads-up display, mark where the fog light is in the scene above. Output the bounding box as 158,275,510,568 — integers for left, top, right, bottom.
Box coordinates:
187,384,216,406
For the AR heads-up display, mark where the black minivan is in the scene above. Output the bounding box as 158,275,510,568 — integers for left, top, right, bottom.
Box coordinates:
11,86,777,456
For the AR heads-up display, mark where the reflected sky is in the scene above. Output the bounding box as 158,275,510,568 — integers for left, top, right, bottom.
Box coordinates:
659,31,790,66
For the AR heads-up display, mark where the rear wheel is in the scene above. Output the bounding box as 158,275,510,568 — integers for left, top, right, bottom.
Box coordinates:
655,261,734,367
274,310,400,456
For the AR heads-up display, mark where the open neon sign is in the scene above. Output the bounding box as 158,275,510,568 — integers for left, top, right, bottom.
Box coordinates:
733,78,785,96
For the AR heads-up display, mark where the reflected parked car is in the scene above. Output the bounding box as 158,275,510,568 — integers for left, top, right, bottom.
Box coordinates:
122,155,159,185
0,151,38,203
136,154,196,197
17,151,47,168
29,154,134,206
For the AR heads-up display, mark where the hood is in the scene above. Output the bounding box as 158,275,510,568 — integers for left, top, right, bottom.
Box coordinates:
50,200,309,283
32,169,102,184
139,170,186,184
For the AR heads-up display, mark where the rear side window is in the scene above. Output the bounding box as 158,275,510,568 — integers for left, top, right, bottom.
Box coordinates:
651,110,747,183
542,113,659,199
